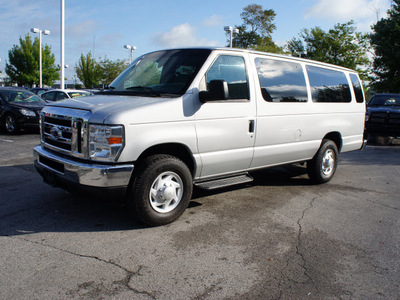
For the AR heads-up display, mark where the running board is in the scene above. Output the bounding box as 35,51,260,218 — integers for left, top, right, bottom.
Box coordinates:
194,173,253,190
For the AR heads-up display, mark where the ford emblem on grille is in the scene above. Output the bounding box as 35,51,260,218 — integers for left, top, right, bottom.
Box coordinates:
50,126,63,140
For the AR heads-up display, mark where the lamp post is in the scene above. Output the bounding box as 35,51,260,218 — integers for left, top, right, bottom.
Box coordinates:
31,27,50,88
124,45,136,64
60,0,65,90
224,26,239,48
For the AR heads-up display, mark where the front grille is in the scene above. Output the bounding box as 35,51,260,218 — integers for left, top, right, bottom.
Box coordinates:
40,107,91,159
369,112,386,124
43,116,74,151
388,113,400,125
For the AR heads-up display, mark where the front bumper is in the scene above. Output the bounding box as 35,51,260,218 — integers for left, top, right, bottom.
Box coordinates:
33,145,134,189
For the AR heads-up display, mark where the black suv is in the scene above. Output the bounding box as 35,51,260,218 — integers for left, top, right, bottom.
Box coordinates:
0,87,47,134
366,93,400,141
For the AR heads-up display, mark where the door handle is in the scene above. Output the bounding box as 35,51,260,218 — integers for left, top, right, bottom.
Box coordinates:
249,120,255,133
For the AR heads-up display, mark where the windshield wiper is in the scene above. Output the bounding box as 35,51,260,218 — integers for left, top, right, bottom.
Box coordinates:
125,86,161,96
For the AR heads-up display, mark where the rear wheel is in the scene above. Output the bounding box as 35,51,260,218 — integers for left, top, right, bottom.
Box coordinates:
129,155,193,226
307,139,338,184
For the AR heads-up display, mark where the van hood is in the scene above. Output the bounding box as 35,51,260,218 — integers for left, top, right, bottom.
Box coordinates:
45,94,172,123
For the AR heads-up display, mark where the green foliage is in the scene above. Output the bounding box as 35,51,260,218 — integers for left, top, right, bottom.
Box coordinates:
287,21,370,79
76,54,127,88
75,52,101,88
97,57,126,87
5,34,59,87
370,0,400,92
231,4,282,54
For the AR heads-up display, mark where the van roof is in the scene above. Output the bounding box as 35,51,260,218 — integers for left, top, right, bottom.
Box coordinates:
155,47,357,73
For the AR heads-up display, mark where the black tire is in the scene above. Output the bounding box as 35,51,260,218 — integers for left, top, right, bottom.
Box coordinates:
4,114,19,134
307,139,338,184
129,154,193,226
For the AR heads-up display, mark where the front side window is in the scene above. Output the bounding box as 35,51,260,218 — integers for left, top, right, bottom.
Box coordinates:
307,65,351,103
110,49,211,96
205,55,249,100
255,58,308,102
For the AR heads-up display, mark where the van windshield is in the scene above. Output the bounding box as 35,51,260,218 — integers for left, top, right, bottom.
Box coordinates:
109,49,211,97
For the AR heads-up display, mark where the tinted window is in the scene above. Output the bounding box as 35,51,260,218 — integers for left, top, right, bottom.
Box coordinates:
255,58,308,102
0,90,45,103
307,65,351,103
55,92,68,101
206,55,249,100
42,92,56,101
368,95,400,107
349,74,364,103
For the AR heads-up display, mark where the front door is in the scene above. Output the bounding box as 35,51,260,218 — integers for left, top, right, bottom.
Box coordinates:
194,53,256,178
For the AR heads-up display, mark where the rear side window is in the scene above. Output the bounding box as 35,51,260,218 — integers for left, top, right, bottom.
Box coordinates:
307,65,351,103
349,74,364,103
255,58,308,102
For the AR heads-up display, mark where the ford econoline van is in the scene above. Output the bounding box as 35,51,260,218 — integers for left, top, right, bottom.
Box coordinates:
34,47,366,226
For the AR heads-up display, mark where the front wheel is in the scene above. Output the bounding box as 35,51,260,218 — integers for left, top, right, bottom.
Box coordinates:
4,114,19,134
307,139,338,184
129,155,193,226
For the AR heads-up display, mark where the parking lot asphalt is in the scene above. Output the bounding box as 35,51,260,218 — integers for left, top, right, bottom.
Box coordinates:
0,131,399,299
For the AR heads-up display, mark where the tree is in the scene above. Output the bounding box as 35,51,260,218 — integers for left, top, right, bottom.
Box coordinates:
370,0,400,92
75,52,101,88
287,21,370,79
5,34,59,87
231,4,282,53
97,57,126,87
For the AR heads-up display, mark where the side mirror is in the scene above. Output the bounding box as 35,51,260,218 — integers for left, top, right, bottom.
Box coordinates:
199,80,229,103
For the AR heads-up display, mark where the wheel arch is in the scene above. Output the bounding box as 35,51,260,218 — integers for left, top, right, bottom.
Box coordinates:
322,131,342,153
135,143,196,177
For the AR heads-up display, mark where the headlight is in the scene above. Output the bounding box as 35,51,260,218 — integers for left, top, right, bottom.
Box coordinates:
20,108,36,117
89,125,124,161
365,112,370,122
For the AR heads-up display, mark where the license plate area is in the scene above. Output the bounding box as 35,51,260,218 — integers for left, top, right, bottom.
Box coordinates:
39,155,65,174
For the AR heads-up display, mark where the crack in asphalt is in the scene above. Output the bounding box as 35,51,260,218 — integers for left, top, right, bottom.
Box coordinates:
192,280,223,300
4,235,157,299
277,196,318,297
295,196,316,285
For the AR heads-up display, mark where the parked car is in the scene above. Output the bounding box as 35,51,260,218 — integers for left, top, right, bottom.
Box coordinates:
31,87,52,96
0,87,47,134
41,89,92,102
366,93,400,141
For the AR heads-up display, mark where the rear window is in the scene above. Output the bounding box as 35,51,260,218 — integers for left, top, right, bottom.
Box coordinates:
255,58,308,103
307,65,351,103
349,74,364,103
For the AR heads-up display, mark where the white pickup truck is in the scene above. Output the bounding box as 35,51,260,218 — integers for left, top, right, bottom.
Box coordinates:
34,47,366,226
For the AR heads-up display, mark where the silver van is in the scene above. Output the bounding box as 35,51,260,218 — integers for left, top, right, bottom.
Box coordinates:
34,47,366,226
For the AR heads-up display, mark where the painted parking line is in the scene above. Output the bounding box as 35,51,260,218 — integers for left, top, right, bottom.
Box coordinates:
0,138,14,143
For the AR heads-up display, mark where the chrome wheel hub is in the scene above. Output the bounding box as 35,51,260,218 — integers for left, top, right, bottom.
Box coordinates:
322,149,335,176
6,116,15,132
150,172,183,213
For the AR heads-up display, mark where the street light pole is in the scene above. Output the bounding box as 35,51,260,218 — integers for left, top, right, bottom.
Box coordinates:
124,45,136,64
60,0,65,90
31,28,50,88
224,26,239,48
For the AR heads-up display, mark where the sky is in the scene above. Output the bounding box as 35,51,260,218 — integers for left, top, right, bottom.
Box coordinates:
0,0,392,84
